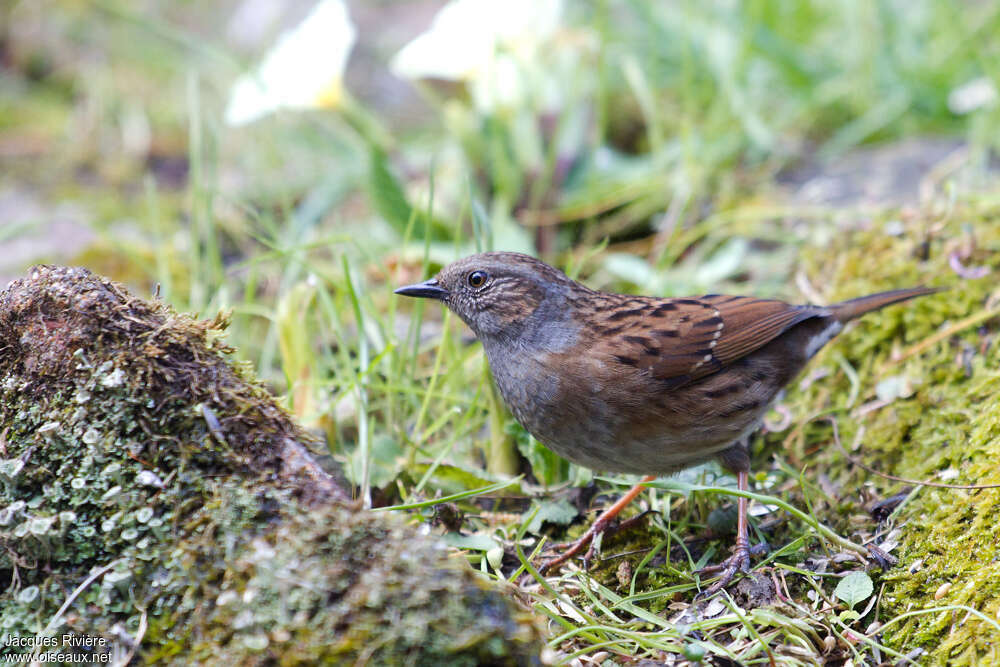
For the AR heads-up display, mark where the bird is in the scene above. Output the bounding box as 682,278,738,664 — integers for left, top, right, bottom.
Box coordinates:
395,251,937,592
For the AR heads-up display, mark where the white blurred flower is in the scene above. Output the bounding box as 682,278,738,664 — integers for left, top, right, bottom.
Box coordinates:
224,0,356,126
947,76,998,115
391,0,567,112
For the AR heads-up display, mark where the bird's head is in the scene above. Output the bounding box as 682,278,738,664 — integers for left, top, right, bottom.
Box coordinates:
395,251,579,343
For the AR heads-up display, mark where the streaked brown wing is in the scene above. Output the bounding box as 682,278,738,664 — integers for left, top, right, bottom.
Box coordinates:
594,295,826,387
702,295,827,366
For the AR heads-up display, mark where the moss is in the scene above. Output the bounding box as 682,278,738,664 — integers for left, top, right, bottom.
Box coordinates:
0,266,543,664
791,212,1000,664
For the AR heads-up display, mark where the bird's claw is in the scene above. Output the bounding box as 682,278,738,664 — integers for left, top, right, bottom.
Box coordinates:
696,540,769,596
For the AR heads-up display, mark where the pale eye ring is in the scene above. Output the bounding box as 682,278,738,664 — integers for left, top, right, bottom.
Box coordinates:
467,270,488,288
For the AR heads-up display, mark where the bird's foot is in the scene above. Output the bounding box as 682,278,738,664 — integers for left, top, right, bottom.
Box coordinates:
537,510,653,574
536,524,601,575
696,540,769,596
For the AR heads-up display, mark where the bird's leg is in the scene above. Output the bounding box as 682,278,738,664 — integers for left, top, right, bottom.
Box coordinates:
699,469,752,594
538,475,656,574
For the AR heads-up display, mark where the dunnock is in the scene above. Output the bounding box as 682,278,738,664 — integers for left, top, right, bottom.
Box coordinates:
396,251,937,592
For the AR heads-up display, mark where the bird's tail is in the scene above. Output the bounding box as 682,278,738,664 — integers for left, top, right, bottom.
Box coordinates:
830,286,942,323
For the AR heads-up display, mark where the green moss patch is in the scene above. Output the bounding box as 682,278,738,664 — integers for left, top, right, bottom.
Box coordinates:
794,212,1000,664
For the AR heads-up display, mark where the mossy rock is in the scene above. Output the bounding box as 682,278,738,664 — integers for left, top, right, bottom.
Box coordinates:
0,266,543,665
794,212,1000,665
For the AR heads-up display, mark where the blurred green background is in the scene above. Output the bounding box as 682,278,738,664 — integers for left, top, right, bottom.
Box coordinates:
3,0,1000,662
3,0,996,481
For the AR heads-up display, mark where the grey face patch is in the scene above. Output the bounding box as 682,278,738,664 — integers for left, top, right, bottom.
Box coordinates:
519,296,580,353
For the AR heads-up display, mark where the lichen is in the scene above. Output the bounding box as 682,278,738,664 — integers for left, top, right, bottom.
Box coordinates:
0,265,543,665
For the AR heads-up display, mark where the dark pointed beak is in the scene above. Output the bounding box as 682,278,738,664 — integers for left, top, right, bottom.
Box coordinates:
394,278,449,300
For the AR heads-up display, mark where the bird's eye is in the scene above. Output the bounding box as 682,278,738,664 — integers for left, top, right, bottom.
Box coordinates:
467,270,488,288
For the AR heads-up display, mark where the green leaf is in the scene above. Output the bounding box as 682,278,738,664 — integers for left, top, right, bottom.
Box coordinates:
682,642,706,662
602,253,655,289
442,532,499,552
491,210,534,256
367,145,415,235
511,424,569,486
834,571,874,609
838,609,861,623
408,462,524,498
373,476,524,512
347,433,404,490
525,498,579,533
691,237,749,286
366,145,452,241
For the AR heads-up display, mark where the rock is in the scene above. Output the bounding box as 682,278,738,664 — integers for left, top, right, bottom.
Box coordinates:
0,265,544,665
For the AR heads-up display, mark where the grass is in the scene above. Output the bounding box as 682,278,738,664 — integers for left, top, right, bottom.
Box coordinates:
4,0,1000,663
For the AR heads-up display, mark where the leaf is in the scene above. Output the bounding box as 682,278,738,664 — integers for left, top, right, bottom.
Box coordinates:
366,145,447,240
691,237,749,286
602,253,656,289
347,433,405,490
408,463,524,498
834,571,874,609
525,498,578,533
374,476,524,512
491,211,535,256
442,532,499,552
838,609,861,624
367,145,414,234
510,423,569,487
276,281,317,411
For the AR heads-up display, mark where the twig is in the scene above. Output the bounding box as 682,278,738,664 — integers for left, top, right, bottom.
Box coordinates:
116,609,147,666
890,306,1000,365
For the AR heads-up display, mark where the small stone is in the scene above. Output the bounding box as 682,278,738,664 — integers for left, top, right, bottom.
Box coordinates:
934,582,952,600
233,609,255,630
